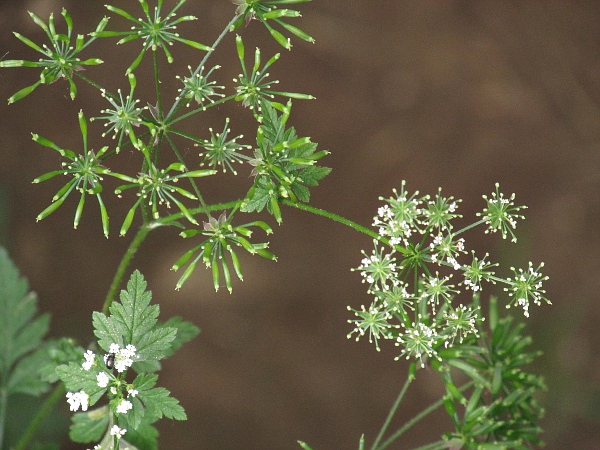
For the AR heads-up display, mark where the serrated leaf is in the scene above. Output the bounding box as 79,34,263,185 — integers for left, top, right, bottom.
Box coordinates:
133,373,158,392
93,271,177,362
92,311,124,352
69,405,109,443
6,346,52,395
138,387,187,422
39,338,84,383
0,247,52,400
241,183,271,213
131,359,162,374
123,396,145,430
160,317,200,358
299,166,331,186
291,183,310,203
134,326,177,362
56,362,106,406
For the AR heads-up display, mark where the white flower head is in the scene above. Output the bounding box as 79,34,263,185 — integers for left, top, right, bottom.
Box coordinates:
66,390,89,412
110,424,127,437
97,372,110,388
109,343,120,354
116,399,133,414
82,350,96,371
128,388,139,398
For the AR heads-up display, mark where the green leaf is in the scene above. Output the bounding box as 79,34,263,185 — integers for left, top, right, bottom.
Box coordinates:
93,270,177,362
38,338,83,383
120,420,159,450
69,405,109,443
297,441,313,450
138,386,187,422
6,346,52,395
0,247,51,398
241,183,271,213
299,166,332,186
160,317,200,358
56,362,107,406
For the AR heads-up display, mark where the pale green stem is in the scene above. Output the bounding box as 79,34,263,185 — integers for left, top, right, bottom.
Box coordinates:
168,94,237,125
101,224,152,314
14,383,65,450
453,218,486,236
0,387,7,449
153,50,163,115
377,381,474,450
280,200,410,255
411,440,449,450
370,374,414,450
166,14,241,120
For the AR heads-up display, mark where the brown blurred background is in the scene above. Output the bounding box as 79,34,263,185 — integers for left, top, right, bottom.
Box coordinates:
1,0,599,449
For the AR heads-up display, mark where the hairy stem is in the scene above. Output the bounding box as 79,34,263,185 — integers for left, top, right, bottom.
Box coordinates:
453,218,486,236
13,383,65,450
281,200,410,255
102,224,152,314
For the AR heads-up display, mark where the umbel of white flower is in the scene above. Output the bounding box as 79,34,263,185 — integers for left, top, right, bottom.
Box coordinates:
348,181,550,364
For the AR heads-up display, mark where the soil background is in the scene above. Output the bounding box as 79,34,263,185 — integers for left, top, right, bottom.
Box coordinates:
1,1,599,449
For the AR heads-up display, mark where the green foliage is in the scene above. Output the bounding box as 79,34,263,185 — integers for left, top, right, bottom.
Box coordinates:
55,271,192,448
231,0,314,49
91,0,211,74
241,100,330,222
92,271,176,362
0,1,549,449
32,111,114,236
0,9,104,103
0,247,51,399
437,297,546,449
173,211,276,292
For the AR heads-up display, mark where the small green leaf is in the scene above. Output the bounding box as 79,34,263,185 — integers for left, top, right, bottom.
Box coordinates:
69,406,109,443
138,387,187,421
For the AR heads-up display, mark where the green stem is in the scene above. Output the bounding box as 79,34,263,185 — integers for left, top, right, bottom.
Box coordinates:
370,373,414,450
74,71,108,95
13,383,65,450
377,381,474,450
411,440,449,450
164,134,208,214
167,14,241,120
101,224,152,314
167,94,237,126
155,200,242,225
0,387,6,449
280,200,409,255
453,218,486,236
153,50,163,114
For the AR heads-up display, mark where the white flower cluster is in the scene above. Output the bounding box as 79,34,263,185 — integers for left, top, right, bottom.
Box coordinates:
66,390,89,412
349,182,549,363
110,424,127,438
106,343,137,373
